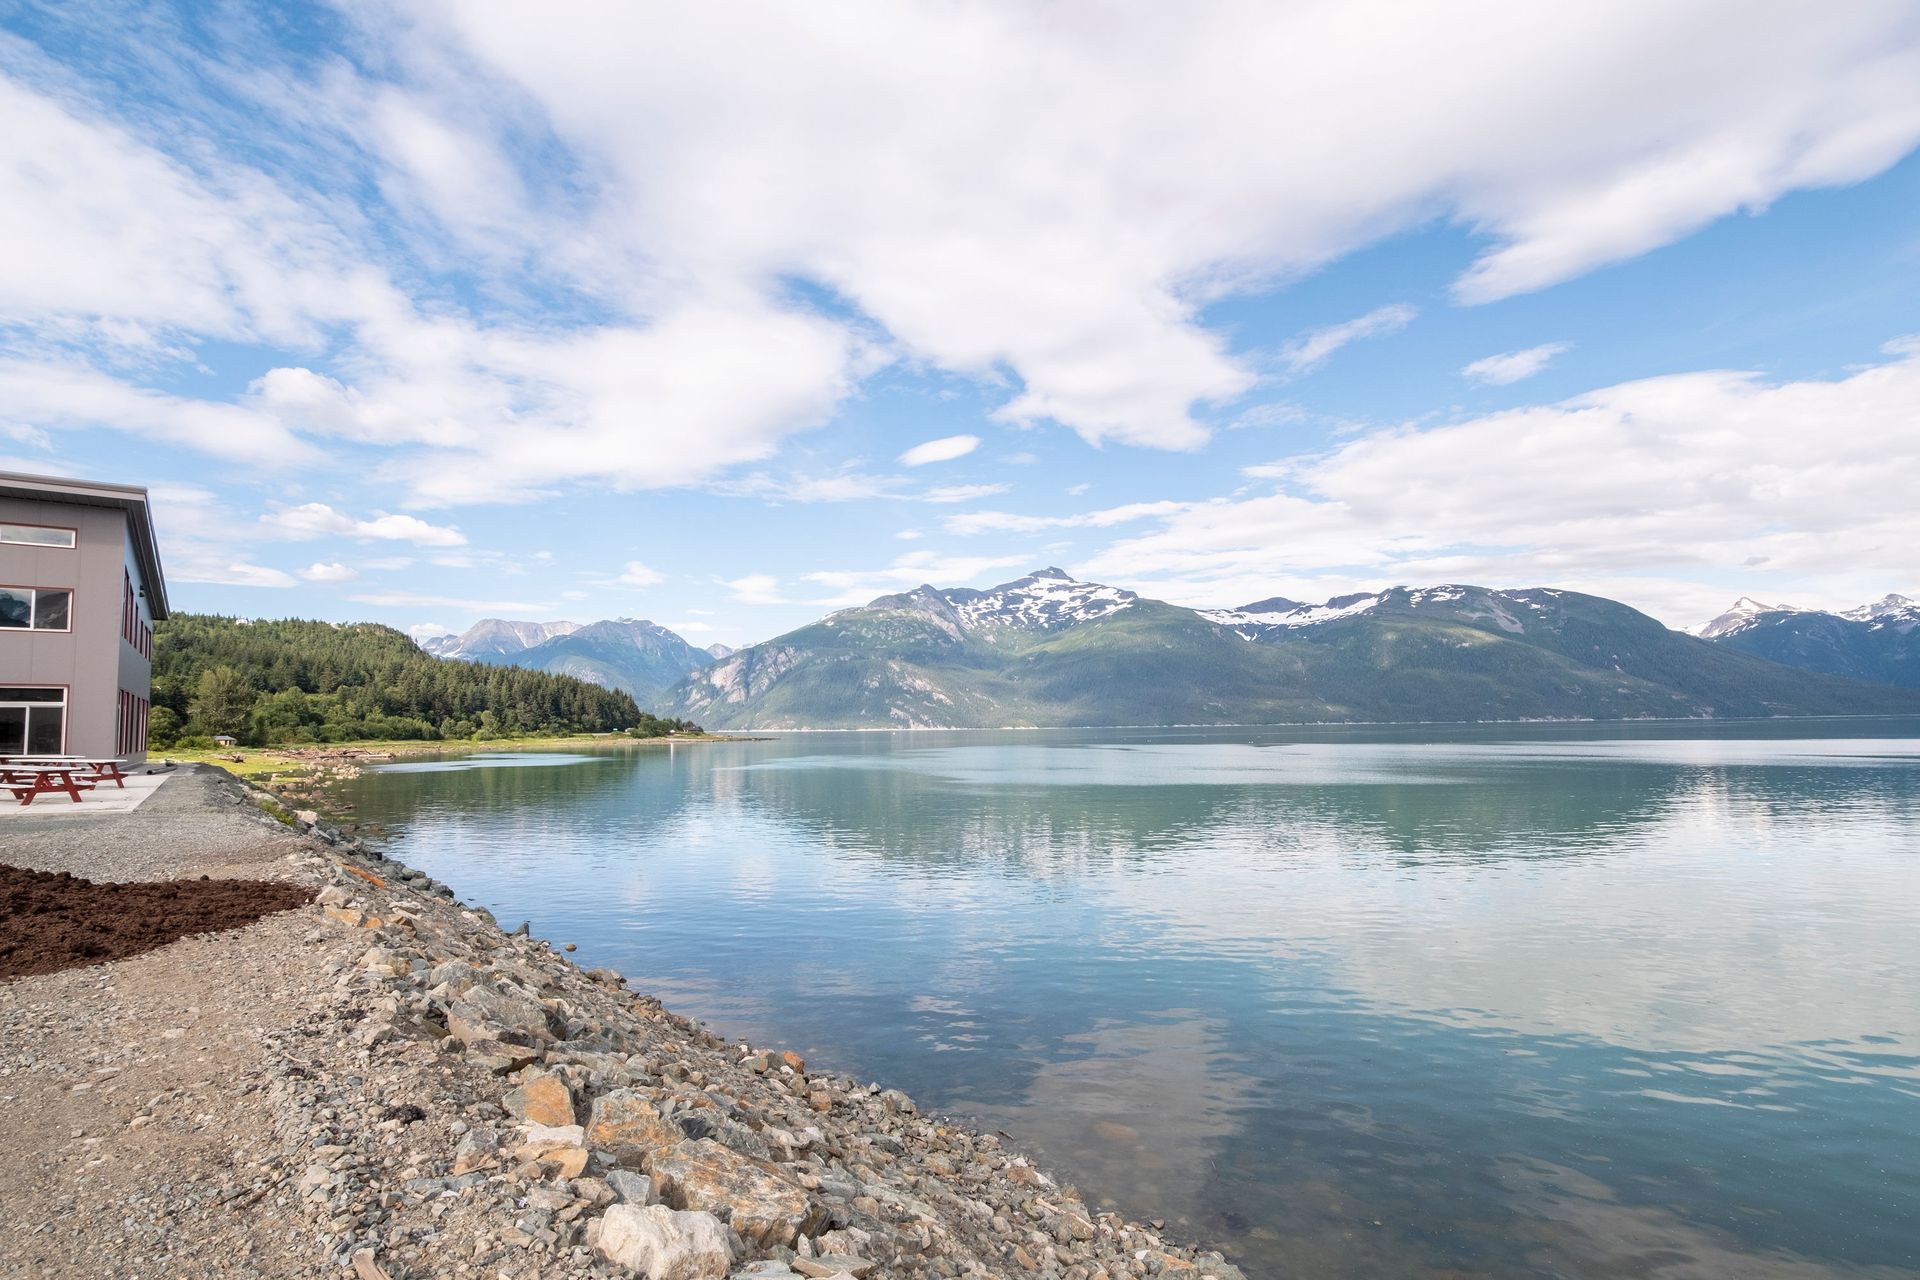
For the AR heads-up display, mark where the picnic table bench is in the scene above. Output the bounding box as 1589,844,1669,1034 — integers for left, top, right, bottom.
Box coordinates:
1,763,98,805
0,755,128,786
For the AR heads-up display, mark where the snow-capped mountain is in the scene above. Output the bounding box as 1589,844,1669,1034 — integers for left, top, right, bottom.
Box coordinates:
662,569,1915,729
1696,597,1798,639
1839,593,1917,624
940,567,1138,632
422,618,582,660
1700,592,1919,688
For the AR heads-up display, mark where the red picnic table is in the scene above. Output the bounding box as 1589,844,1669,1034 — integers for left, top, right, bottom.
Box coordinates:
0,755,128,788
2,762,98,805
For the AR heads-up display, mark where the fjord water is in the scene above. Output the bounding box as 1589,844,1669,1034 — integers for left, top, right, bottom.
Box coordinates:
342,721,1920,1278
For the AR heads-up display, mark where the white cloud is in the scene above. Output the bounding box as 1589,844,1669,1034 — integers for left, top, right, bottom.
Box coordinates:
618,559,665,586
1081,341,1920,624
261,502,467,546
724,573,788,605
370,1,1920,456
715,470,907,503
898,434,981,466
0,357,319,466
946,500,1190,536
1462,342,1572,386
408,622,454,640
801,552,1031,607
3,4,1919,496
1279,304,1418,373
895,529,923,540
169,559,299,589
920,483,1011,504
349,591,556,611
298,561,360,583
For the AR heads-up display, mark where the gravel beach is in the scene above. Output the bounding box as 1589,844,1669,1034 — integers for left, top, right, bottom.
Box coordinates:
0,765,1247,1280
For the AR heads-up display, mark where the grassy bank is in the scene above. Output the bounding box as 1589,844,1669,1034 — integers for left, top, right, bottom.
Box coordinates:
162,731,725,784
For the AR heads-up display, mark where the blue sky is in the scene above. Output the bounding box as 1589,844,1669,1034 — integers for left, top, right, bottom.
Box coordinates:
2,1,1918,648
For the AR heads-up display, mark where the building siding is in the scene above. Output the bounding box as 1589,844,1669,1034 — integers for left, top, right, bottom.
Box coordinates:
0,495,156,760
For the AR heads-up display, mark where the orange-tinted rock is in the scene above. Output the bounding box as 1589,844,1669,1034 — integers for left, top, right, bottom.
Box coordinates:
586,1089,680,1166
505,1071,575,1128
644,1138,828,1249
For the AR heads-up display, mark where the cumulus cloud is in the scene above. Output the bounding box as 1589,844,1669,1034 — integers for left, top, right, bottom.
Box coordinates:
618,560,665,586
1081,343,1920,624
1279,304,1419,373
898,434,981,466
2,2,1915,499
262,503,467,546
298,561,360,583
1462,342,1572,386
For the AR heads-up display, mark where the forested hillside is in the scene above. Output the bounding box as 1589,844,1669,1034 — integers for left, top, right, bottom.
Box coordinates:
150,615,696,747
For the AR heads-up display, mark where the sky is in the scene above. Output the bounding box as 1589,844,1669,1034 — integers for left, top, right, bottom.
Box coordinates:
2,1,1918,649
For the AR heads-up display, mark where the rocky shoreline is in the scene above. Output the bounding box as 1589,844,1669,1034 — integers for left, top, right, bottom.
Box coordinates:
2,765,1247,1280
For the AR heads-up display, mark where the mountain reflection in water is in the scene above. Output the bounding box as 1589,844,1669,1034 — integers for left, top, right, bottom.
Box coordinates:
342,721,1920,1278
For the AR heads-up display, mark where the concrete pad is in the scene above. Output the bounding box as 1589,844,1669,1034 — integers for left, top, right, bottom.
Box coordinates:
0,767,175,819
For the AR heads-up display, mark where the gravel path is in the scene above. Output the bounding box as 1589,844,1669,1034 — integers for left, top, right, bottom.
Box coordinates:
1,767,332,1279
1,767,303,882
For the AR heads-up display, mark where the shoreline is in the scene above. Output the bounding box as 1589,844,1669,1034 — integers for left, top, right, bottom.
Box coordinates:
0,764,1247,1279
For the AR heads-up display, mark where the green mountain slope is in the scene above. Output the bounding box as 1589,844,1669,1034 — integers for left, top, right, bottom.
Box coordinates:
664,572,1917,729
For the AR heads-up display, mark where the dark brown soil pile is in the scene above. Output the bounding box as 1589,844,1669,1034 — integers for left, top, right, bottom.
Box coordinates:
0,864,313,980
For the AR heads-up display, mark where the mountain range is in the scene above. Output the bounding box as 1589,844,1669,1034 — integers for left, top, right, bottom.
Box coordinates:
1697,593,1919,687
422,617,726,699
659,568,1917,729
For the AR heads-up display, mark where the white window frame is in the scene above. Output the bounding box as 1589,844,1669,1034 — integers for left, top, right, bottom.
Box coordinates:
0,686,67,755
0,585,74,632
0,522,77,549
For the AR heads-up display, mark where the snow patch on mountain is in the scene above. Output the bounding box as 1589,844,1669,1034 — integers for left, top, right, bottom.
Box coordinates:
1839,593,1917,625
1696,597,1799,639
1202,592,1382,638
939,568,1137,632
1697,593,1919,638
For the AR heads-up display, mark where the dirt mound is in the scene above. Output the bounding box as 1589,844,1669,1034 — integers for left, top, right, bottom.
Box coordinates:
0,865,313,980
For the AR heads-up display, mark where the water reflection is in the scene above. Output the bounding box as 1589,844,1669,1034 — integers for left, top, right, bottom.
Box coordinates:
342,722,1920,1278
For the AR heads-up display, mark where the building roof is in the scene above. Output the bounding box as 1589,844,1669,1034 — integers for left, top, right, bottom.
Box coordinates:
0,471,170,619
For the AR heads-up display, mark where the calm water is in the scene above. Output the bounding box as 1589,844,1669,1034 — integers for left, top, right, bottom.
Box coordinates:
339,720,1920,1279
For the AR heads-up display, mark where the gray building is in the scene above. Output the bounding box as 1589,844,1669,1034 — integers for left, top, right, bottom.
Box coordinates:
0,472,169,761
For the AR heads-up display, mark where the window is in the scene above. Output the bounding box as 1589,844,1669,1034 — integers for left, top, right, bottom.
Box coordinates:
121,571,152,657
0,586,73,631
0,687,65,755
0,523,76,548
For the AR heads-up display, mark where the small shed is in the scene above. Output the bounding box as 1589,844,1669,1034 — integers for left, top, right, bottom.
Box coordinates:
212,734,237,747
